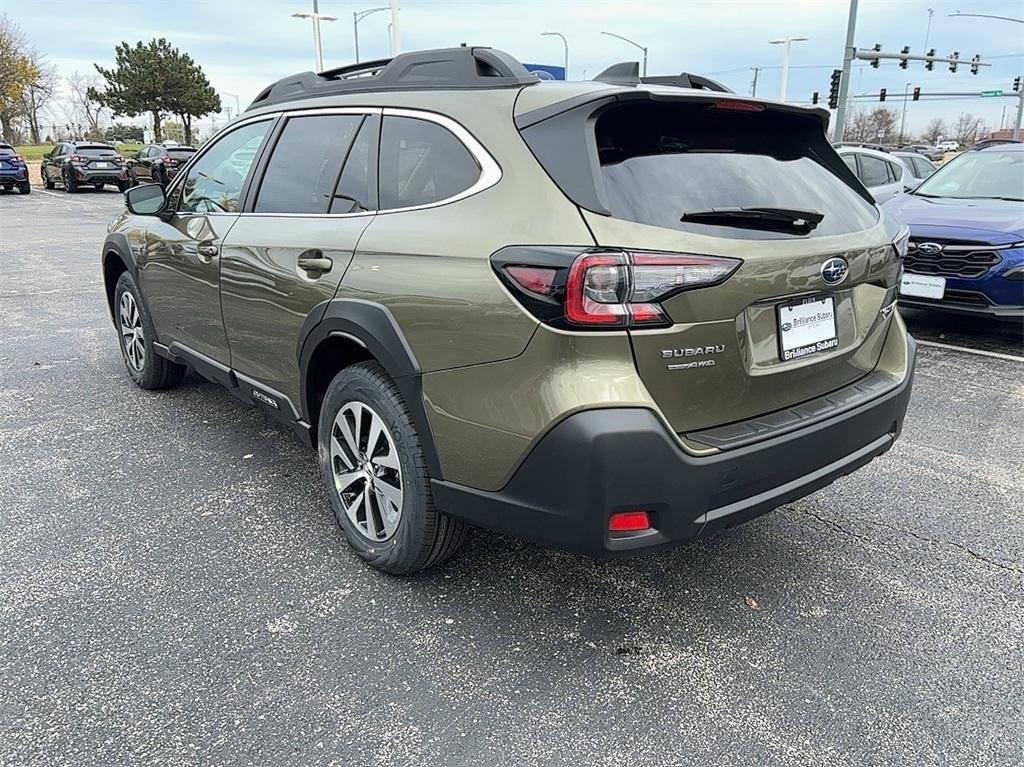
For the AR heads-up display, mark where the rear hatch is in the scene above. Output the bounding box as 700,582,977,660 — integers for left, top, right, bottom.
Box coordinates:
165,147,197,168
521,93,903,434
75,145,123,170
0,146,20,172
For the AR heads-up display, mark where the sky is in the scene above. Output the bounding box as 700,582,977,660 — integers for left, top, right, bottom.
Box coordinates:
5,0,1024,139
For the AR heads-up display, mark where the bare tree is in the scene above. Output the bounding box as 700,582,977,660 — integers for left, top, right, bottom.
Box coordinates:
920,118,946,145
844,107,899,144
66,71,107,134
952,112,983,146
19,63,56,143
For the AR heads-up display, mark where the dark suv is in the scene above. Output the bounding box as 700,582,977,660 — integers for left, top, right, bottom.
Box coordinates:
127,144,197,187
103,47,915,574
42,141,130,192
0,143,30,194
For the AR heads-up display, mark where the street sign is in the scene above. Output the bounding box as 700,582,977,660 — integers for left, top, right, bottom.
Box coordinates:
980,90,1003,97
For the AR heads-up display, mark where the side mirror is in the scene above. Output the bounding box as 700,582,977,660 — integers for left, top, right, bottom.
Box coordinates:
125,183,166,215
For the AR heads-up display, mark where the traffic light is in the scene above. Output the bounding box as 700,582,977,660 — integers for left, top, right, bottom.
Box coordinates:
900,46,910,69
970,55,981,75
912,86,921,101
925,49,936,71
949,51,959,73
828,69,842,109
870,43,882,68
812,91,819,105
1014,76,1022,92
880,88,887,102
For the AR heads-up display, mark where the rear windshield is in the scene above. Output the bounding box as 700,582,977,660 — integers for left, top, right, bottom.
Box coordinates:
0,145,14,156
167,148,196,158
77,146,117,156
595,102,879,239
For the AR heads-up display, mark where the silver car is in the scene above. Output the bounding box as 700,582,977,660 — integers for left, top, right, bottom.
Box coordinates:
893,151,938,190
838,146,906,203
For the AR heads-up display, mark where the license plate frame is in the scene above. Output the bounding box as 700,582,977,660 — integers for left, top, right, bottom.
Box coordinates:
777,294,839,362
899,272,946,299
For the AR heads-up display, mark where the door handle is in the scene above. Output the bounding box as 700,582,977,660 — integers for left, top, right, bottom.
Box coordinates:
297,252,333,273
197,244,219,257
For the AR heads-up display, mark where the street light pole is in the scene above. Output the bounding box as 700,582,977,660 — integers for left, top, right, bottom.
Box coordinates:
219,91,241,117
541,32,569,79
923,7,934,50
898,82,911,145
600,31,648,77
834,0,860,141
769,36,808,102
353,6,388,62
292,0,338,72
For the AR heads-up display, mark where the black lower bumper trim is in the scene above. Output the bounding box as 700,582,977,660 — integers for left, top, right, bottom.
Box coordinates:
433,339,916,557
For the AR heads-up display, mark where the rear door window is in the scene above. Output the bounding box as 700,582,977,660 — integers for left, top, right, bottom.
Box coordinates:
593,101,878,239
858,155,890,187
255,114,363,214
378,116,480,210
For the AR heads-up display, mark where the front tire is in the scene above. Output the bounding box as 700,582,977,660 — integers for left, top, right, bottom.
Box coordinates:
318,362,466,575
113,272,186,390
43,171,55,190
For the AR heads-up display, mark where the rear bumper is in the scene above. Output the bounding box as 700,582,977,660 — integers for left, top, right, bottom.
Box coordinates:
74,168,128,183
0,169,27,182
433,336,916,557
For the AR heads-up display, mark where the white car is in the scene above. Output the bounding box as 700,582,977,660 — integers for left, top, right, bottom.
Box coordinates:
937,140,960,152
837,146,907,203
892,151,938,190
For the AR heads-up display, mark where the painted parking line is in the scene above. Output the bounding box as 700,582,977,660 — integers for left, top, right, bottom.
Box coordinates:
917,339,1024,363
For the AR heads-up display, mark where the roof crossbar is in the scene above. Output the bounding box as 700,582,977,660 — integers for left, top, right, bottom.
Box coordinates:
247,46,537,111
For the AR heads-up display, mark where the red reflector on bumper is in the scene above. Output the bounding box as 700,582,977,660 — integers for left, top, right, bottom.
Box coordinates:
608,511,651,532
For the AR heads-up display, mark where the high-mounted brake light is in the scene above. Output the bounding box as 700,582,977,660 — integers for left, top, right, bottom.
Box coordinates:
711,100,765,113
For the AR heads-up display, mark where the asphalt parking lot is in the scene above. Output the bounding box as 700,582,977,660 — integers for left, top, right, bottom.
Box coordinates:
1,188,1022,767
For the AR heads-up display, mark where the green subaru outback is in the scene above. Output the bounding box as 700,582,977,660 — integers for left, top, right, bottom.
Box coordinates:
102,47,915,574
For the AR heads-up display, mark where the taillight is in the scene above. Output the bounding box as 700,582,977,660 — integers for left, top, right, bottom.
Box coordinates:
70,154,88,163
10,155,23,163
495,246,740,330
609,510,651,532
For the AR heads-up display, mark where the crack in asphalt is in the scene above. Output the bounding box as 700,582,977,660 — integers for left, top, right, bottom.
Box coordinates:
794,508,1023,575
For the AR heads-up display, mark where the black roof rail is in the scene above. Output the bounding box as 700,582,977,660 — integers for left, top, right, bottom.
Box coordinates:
247,46,537,111
592,62,733,93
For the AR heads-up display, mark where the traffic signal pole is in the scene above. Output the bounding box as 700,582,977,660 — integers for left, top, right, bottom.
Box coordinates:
833,0,859,141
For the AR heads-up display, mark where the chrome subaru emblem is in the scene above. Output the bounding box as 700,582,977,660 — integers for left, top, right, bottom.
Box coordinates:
917,241,942,255
820,257,849,285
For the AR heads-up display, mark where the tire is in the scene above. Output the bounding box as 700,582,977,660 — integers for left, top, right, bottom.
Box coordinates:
113,272,186,390
63,167,78,193
318,362,467,575
94,183,105,191
154,168,166,187
18,182,30,195
43,171,55,190
117,179,131,192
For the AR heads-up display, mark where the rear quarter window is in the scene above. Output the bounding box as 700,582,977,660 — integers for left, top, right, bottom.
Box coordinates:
593,101,879,239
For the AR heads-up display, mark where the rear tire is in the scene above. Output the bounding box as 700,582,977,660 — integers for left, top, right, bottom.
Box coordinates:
94,183,104,191
113,272,186,390
117,180,130,192
18,182,30,195
63,168,78,193
318,362,467,575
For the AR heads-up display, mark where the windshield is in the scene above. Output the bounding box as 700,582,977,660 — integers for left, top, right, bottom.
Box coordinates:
595,101,878,239
914,149,1024,200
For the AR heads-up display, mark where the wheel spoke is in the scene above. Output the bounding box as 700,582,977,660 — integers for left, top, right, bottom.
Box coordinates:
334,470,364,493
337,414,359,460
366,414,383,460
374,477,403,512
371,449,399,471
330,434,354,469
352,404,364,455
362,484,378,538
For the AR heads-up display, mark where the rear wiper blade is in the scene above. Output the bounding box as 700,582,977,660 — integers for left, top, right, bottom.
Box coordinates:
680,206,824,233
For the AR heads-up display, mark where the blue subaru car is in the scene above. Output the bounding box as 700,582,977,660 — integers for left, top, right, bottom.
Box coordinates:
0,142,31,194
884,142,1023,320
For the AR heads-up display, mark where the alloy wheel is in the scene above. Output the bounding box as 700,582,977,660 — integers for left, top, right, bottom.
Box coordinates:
119,291,145,372
330,401,403,542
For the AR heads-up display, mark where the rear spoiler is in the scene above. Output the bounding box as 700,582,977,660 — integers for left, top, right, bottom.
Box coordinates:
592,61,734,94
